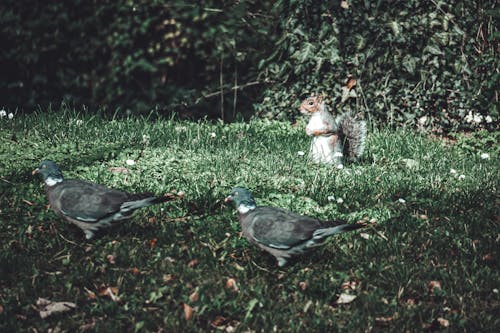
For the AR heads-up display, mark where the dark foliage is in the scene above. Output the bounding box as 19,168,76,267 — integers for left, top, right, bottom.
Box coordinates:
0,0,498,130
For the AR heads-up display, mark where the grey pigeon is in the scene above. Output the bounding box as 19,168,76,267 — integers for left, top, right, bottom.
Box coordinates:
33,160,176,239
225,187,364,267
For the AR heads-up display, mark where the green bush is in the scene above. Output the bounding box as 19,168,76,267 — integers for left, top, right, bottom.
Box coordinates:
0,1,498,131
255,0,498,132
0,1,274,118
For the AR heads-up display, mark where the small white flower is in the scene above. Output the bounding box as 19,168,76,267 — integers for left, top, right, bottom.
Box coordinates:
418,116,428,125
0,110,6,118
336,164,344,169
473,114,483,124
458,174,465,180
336,198,344,204
493,288,499,294
464,111,474,123
480,153,490,160
75,119,83,126
450,169,457,175
297,151,305,156
210,132,217,138
126,159,136,166
142,134,150,145
7,112,13,119
398,198,406,204
485,115,493,123
327,195,335,202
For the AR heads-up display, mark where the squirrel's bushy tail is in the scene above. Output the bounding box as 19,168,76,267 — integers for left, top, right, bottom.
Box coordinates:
338,114,367,160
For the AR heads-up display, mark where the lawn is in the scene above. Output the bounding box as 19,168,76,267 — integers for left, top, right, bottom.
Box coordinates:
0,109,498,332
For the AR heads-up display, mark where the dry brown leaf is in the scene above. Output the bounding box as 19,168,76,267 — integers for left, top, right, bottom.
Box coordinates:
299,281,307,291
360,233,370,240
97,286,120,302
106,254,116,265
148,216,157,224
149,238,158,249
0,304,3,315
340,0,349,9
437,317,450,328
183,303,194,321
336,293,357,304
482,253,494,262
108,167,129,174
84,287,97,300
226,278,239,292
36,298,76,319
163,274,174,283
375,316,394,326
346,76,357,89
211,315,228,328
428,280,442,293
129,267,141,275
187,259,199,267
189,290,199,303
341,280,358,291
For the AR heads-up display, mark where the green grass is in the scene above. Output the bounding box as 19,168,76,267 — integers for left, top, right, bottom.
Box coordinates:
0,110,498,332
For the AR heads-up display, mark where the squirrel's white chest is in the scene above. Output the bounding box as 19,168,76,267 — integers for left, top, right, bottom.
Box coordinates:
310,136,335,163
306,113,330,135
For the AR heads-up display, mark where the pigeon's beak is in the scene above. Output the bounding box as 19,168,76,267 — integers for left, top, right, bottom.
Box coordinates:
224,195,233,203
32,168,39,175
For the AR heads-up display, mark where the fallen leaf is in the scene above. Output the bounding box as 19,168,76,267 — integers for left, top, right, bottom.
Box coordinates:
97,286,120,302
336,293,357,304
129,267,141,275
375,316,394,326
163,274,174,283
189,290,199,303
299,281,307,291
346,76,356,89
84,287,96,300
226,278,239,292
428,280,442,293
108,167,129,174
149,238,157,249
0,304,3,315
340,0,349,9
106,254,116,265
148,216,157,224
482,253,493,262
183,303,194,321
36,298,76,319
360,233,370,240
211,315,228,328
187,259,199,267
437,317,449,328
341,280,358,291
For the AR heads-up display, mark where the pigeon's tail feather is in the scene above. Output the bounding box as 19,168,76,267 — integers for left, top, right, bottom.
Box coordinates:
313,223,364,240
120,193,178,212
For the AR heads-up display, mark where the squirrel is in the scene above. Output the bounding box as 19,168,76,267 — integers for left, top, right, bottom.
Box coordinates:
299,95,367,168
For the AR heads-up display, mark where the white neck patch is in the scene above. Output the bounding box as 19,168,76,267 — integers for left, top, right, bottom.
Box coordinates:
45,176,63,186
237,204,255,214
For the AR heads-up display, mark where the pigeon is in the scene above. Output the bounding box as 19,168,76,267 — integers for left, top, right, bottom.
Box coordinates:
33,160,177,239
225,187,364,267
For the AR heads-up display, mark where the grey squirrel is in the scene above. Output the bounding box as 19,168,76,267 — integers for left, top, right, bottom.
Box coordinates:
299,95,367,168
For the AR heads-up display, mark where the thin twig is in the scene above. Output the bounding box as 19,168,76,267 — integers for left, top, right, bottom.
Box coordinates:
220,54,224,122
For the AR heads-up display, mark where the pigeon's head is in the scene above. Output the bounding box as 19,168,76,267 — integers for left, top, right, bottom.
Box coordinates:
225,187,257,213
33,160,64,185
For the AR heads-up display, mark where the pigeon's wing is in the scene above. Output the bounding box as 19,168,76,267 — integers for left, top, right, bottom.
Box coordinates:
51,180,130,222
248,207,322,249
